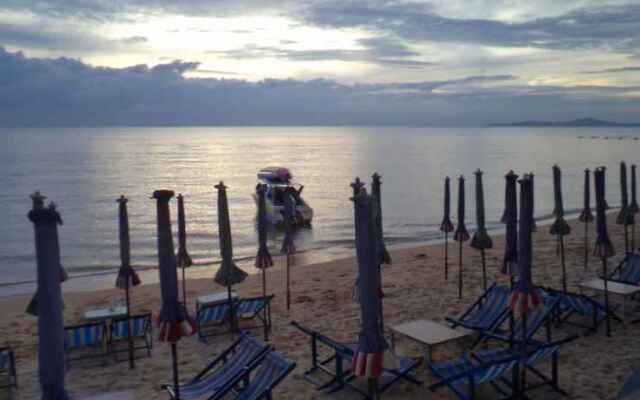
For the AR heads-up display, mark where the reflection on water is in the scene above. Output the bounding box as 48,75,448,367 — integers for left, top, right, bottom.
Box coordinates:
0,126,638,294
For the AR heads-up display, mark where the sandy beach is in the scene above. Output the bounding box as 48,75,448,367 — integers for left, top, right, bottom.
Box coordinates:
1,215,639,400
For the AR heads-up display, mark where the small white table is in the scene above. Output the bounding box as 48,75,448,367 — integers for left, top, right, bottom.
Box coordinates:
578,278,640,317
389,319,471,362
195,291,238,310
84,306,128,322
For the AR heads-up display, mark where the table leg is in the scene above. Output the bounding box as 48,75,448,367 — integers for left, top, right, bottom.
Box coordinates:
425,345,433,363
390,332,396,353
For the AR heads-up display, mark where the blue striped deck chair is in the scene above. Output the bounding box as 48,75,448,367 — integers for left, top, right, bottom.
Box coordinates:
618,369,640,399
447,283,510,334
291,321,422,398
109,313,153,359
540,287,622,335
64,321,108,366
609,254,640,285
209,350,296,400
235,295,274,335
428,350,520,400
162,333,271,400
197,301,232,342
0,347,17,389
471,334,577,398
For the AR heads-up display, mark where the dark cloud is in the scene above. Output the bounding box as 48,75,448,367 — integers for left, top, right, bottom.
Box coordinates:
582,66,640,74
209,36,435,67
0,21,111,51
302,2,640,56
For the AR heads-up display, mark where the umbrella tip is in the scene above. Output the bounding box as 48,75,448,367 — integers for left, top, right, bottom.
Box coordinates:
215,181,226,190
475,169,482,175
117,195,127,204
152,189,175,200
372,172,381,181
30,191,47,209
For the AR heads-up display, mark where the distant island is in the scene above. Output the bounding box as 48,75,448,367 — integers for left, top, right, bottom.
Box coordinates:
491,118,640,127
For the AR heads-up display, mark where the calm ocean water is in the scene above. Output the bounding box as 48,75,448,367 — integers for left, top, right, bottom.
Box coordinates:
1,126,638,295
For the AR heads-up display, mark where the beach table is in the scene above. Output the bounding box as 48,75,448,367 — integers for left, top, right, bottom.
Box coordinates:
195,291,238,311
84,306,128,322
578,278,640,319
389,319,471,362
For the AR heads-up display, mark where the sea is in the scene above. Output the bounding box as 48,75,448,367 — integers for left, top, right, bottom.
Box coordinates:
1,126,638,296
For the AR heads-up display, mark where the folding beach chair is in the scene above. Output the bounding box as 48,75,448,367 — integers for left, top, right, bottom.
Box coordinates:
162,332,271,400
447,283,511,334
608,254,640,285
64,321,108,366
291,321,422,398
618,369,640,399
235,295,274,334
197,301,232,342
0,347,17,389
109,313,153,359
540,287,621,335
209,350,296,400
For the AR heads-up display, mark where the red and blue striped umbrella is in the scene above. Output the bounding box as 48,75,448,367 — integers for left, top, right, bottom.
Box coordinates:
176,194,193,308
351,187,387,387
501,171,518,282
454,175,469,299
29,193,69,400
509,175,540,318
440,176,454,280
114,195,141,370
470,169,493,292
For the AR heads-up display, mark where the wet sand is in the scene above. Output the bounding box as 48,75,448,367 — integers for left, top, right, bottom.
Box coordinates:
1,215,638,399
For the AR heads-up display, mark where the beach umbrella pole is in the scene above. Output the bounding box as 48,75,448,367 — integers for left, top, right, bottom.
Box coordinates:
584,222,589,271
625,226,630,254
262,270,269,341
182,268,187,308
559,236,567,293
444,232,449,280
286,253,291,310
171,343,181,399
602,258,611,337
125,280,135,369
458,241,463,299
481,249,487,293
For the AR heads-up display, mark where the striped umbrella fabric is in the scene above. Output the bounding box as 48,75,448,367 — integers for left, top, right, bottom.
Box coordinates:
153,190,196,343
29,193,69,400
371,173,391,265
471,169,493,292
114,195,141,370
579,169,594,271
550,165,570,292
351,189,387,382
454,175,469,299
501,171,518,278
509,175,541,318
440,176,455,280
176,194,193,308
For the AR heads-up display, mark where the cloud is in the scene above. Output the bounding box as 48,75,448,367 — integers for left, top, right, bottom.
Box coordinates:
118,35,148,44
0,47,638,127
209,36,436,67
582,66,640,74
301,2,640,56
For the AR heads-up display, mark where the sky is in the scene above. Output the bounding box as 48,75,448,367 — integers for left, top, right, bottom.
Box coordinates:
0,0,639,126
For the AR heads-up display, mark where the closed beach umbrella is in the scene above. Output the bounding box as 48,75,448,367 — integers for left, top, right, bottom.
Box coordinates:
530,173,537,232
153,189,196,400
255,184,273,340
114,195,141,370
631,165,639,250
281,190,297,311
176,194,193,308
351,188,387,399
214,182,248,329
371,173,390,331
453,175,470,299
617,162,634,254
470,169,493,292
502,171,518,287
549,165,571,293
351,178,365,303
593,168,615,337
440,177,455,280
579,169,594,271
29,193,69,400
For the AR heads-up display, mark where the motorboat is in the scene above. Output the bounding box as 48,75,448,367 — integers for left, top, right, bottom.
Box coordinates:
253,167,313,225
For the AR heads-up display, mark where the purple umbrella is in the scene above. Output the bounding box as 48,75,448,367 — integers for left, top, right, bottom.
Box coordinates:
594,168,615,336
153,190,196,400
453,175,470,299
617,162,634,254
549,165,571,293
114,195,141,370
29,192,69,400
579,169,594,271
470,169,493,292
502,171,518,288
176,194,193,309
281,189,296,311
351,187,387,398
371,173,390,332
255,184,273,340
631,165,639,251
214,182,248,330
440,177,455,280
